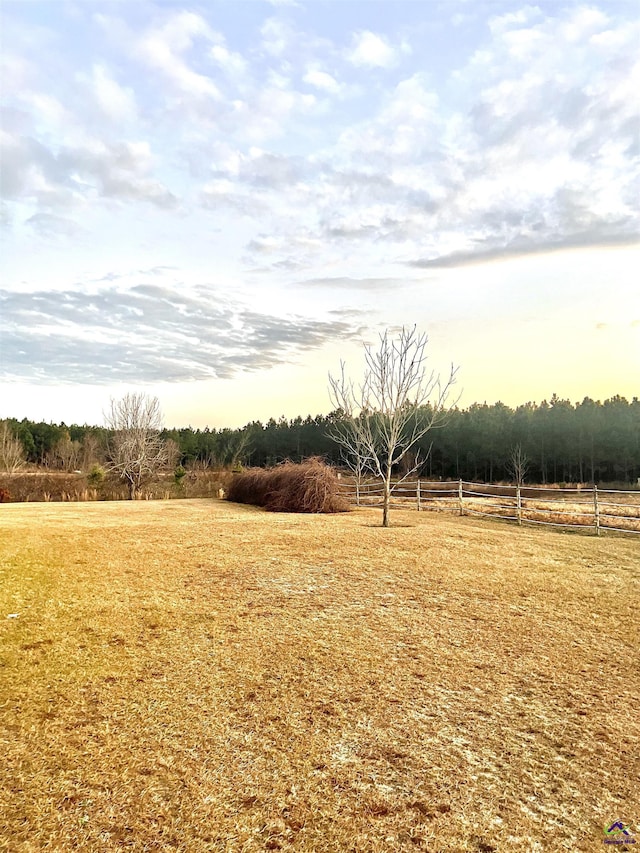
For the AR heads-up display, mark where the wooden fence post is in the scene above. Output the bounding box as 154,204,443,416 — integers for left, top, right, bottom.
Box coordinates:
417,479,421,511
593,485,600,536
517,484,522,526
458,479,464,516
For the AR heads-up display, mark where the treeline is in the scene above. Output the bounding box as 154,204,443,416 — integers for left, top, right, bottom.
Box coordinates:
2,394,639,485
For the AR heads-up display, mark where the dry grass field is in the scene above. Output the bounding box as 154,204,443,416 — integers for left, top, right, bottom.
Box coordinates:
1,500,638,852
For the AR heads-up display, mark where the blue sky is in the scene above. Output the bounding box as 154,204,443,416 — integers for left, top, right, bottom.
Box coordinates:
1,0,638,428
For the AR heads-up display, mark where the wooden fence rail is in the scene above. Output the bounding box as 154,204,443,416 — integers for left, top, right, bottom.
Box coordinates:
338,479,640,536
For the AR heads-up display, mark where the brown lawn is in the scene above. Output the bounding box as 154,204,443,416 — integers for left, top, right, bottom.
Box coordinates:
0,500,638,852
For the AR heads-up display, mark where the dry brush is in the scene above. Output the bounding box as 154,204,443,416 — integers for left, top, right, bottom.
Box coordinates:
226,458,350,513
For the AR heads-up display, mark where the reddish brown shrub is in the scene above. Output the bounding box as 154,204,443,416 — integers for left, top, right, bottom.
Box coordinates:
227,458,350,513
0,487,11,503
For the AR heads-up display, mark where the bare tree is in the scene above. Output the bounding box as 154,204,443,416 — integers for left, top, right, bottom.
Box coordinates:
51,435,81,472
339,440,368,506
164,438,181,470
508,444,529,486
81,433,103,471
329,326,458,527
104,393,173,499
0,421,26,473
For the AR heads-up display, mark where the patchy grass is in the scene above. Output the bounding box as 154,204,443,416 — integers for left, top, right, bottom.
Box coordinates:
0,500,638,852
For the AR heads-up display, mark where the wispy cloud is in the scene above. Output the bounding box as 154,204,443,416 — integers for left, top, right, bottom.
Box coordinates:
408,230,640,270
0,281,360,383
25,213,84,239
299,276,411,290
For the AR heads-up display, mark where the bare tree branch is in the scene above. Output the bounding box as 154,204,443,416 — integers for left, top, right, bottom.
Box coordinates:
0,421,26,474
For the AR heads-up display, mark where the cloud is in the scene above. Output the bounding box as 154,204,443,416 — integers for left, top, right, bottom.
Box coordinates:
306,7,640,267
20,92,70,129
260,16,295,57
245,236,283,254
408,230,640,269
303,68,342,95
0,133,177,209
199,148,315,216
136,11,221,98
25,213,84,238
299,276,414,290
0,202,11,227
347,30,408,68
200,179,271,216
87,63,137,123
209,44,247,79
451,11,476,28
228,150,309,189
0,53,34,97
0,281,360,384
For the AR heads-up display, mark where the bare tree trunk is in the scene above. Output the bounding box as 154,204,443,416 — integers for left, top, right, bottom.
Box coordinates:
382,451,393,527
382,474,391,528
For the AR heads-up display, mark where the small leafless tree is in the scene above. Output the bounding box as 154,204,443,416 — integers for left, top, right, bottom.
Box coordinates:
329,326,458,527
164,438,181,470
0,421,26,473
51,436,81,472
508,444,529,486
104,393,173,499
81,433,103,471
335,423,370,506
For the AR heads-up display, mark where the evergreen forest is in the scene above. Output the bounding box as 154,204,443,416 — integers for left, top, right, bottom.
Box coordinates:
4,394,639,485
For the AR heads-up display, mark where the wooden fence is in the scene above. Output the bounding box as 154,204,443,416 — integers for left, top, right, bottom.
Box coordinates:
339,479,640,536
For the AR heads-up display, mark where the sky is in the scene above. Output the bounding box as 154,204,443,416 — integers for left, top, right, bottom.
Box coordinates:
1,0,638,430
